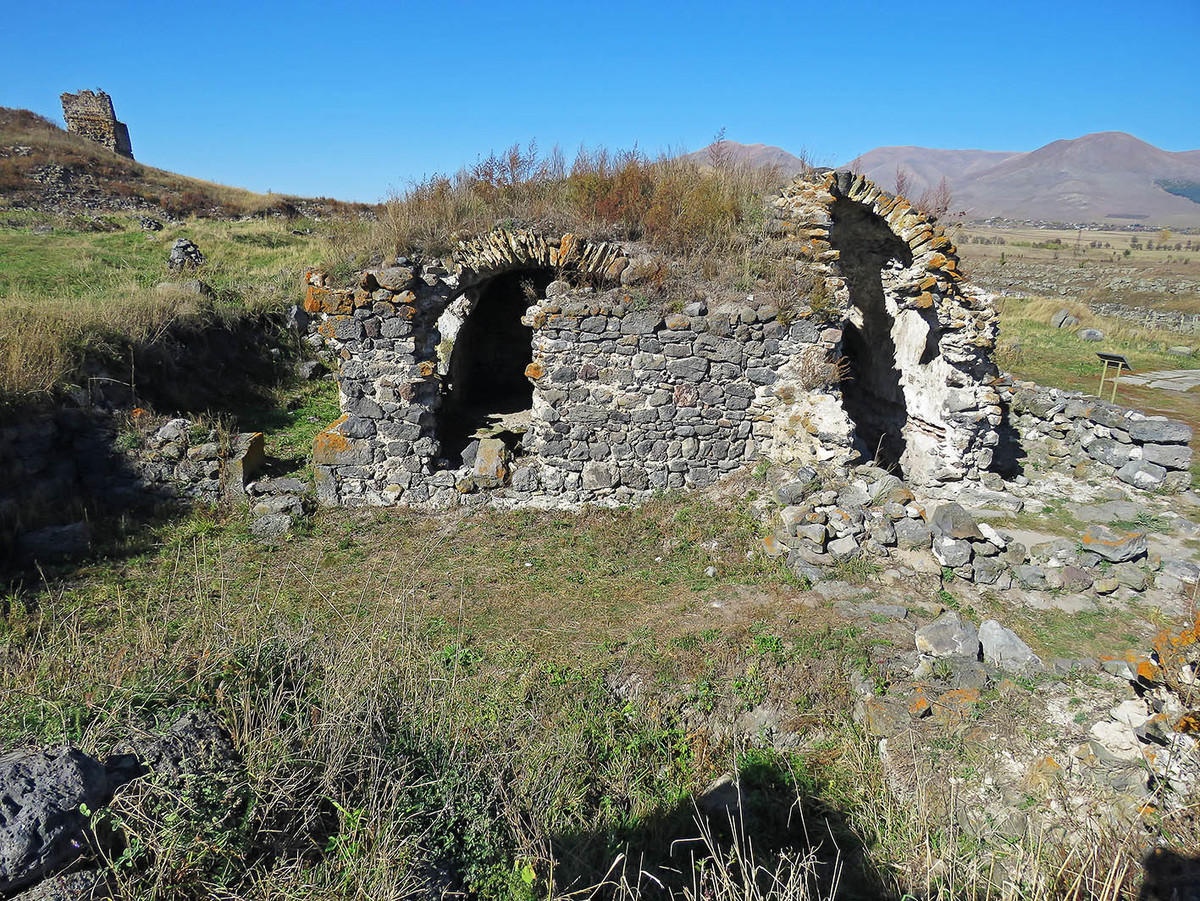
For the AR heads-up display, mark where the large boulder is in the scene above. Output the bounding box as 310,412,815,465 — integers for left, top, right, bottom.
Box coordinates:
979,621,1042,672
915,612,980,659
1116,460,1166,490
0,748,110,893
1081,525,1147,562
928,503,984,541
1128,418,1192,445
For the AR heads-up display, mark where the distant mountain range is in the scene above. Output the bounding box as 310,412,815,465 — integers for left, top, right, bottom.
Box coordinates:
685,134,1200,227
680,142,811,175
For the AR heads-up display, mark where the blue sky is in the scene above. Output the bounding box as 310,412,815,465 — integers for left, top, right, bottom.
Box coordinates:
4,0,1198,202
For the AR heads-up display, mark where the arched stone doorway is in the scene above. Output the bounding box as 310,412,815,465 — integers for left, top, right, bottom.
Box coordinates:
828,196,914,474
438,268,554,465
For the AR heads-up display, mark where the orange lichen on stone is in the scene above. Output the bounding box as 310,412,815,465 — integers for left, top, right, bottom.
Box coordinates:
417,361,436,378
312,416,350,458
1153,617,1200,659
524,361,546,380
925,252,949,270
305,285,353,315
908,687,932,718
915,292,935,309
1081,530,1144,563
933,687,980,725
555,233,579,267
1136,658,1162,684
1023,755,1064,791
1175,712,1200,733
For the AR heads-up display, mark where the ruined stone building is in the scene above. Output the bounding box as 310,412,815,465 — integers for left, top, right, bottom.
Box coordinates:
60,90,133,159
301,170,1191,510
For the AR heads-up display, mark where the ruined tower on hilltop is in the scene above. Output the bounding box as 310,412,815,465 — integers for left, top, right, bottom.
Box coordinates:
60,89,133,159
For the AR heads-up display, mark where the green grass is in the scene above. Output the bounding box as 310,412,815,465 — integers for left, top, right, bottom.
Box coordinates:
0,492,885,899
996,297,1200,434
0,213,370,410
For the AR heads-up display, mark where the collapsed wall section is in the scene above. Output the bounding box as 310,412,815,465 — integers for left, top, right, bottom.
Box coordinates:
767,172,1003,486
60,90,133,159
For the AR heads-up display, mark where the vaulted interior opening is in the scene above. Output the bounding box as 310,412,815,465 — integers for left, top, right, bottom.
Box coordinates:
828,197,914,474
439,268,552,466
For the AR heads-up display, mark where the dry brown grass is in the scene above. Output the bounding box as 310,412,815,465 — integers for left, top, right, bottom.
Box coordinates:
373,142,797,261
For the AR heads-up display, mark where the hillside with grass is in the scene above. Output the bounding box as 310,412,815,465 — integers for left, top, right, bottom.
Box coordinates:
0,107,368,220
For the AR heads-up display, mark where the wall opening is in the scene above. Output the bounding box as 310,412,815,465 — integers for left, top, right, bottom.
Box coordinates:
828,197,914,474
440,268,551,466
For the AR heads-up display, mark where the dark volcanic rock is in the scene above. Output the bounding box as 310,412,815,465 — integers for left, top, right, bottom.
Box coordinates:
0,748,110,893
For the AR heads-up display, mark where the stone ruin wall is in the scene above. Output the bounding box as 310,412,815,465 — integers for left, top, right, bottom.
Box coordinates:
1002,381,1193,490
60,90,133,159
302,172,1014,509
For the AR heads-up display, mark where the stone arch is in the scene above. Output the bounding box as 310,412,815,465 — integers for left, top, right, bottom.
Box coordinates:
768,172,1003,487
828,194,914,473
451,229,630,297
436,267,553,466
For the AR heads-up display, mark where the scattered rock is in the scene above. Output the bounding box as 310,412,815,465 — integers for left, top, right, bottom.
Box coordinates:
14,523,90,565
1077,328,1104,341
894,518,931,549
10,869,113,901
826,535,859,561
155,279,213,298
859,696,910,737
1051,309,1080,328
296,359,325,380
167,238,204,271
249,513,292,539
696,773,742,822
1014,564,1048,591
929,503,984,541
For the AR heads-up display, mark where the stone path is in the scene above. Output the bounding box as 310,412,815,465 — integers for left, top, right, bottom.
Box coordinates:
1118,369,1200,391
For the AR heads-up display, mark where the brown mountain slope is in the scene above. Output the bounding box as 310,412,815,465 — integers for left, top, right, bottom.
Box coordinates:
846,132,1200,227
681,140,810,174
846,146,1020,194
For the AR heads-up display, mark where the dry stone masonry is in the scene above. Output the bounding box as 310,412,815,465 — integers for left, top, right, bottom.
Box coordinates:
303,171,1009,509
1002,379,1193,491
59,90,133,159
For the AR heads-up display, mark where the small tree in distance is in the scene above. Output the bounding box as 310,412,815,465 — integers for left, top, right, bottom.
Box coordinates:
894,165,911,199
918,176,953,222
